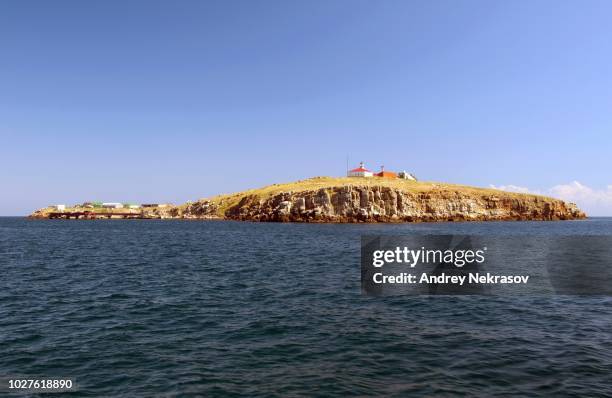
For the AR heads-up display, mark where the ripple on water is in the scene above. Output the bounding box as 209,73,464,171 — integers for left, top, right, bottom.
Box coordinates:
1,218,612,396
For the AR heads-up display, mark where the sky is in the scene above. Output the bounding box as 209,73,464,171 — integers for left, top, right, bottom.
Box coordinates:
1,0,612,215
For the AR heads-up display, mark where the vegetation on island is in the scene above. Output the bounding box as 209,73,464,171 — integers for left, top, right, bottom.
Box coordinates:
29,176,586,222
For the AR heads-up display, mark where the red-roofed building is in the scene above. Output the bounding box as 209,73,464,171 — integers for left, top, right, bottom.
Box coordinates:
347,162,373,177
375,165,397,179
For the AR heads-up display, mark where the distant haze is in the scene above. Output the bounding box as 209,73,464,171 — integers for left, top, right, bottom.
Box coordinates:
1,1,611,215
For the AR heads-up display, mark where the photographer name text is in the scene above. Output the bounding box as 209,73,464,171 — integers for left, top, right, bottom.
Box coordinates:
371,247,529,285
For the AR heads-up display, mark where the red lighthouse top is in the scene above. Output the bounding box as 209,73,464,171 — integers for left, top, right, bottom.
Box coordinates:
350,162,371,172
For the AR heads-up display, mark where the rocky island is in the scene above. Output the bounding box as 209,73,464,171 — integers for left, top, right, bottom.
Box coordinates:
30,176,586,222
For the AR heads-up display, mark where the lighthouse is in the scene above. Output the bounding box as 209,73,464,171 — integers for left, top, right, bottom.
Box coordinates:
347,162,373,177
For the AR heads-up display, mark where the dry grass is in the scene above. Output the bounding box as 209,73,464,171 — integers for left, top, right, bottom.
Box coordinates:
33,176,562,218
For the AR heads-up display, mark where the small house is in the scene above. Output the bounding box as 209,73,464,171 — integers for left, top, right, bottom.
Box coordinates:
347,162,373,177
102,202,124,209
375,166,397,179
53,204,66,211
398,171,417,181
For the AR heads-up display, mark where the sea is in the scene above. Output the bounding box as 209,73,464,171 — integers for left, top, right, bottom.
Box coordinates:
1,217,611,397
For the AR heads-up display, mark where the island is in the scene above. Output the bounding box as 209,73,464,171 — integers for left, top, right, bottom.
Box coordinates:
30,176,586,222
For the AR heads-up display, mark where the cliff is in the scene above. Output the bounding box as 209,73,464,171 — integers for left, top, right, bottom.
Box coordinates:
29,177,586,222
177,177,586,222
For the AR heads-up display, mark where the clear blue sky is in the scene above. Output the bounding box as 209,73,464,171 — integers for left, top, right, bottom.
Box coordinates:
2,0,612,215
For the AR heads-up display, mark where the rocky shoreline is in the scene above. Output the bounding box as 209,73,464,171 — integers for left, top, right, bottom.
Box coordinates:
29,177,587,222
183,186,586,222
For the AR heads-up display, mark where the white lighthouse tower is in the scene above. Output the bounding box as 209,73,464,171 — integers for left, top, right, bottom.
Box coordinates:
347,162,373,177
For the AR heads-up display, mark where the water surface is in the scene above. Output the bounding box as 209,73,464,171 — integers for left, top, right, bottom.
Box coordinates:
1,218,611,396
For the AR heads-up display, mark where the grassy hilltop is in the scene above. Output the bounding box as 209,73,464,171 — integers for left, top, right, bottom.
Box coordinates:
188,176,551,213
30,176,585,222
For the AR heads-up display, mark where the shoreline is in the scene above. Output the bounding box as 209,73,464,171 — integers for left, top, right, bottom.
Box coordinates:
27,177,588,223
25,215,590,223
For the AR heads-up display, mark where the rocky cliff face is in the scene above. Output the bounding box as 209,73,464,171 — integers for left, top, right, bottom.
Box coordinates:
29,178,587,222
207,186,585,222
180,200,221,219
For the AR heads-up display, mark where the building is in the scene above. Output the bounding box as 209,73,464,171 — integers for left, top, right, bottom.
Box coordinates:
53,204,66,211
347,162,373,177
375,166,397,179
398,171,417,181
128,204,141,209
141,204,159,208
102,202,124,209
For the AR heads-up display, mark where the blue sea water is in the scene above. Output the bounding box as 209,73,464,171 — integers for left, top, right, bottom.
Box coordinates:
1,217,612,397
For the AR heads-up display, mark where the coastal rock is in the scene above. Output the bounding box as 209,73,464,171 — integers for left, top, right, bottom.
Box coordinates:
28,177,587,223
222,185,586,223
180,200,221,219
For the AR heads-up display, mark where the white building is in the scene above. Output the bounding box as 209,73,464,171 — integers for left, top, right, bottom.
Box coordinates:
347,162,373,177
53,204,66,211
398,171,417,181
102,202,124,209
